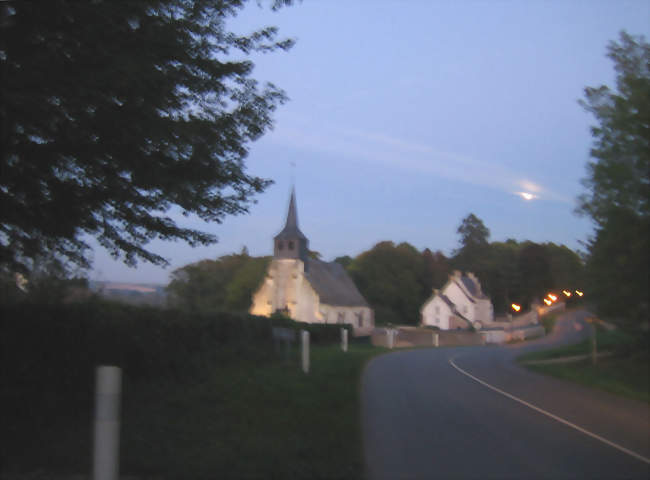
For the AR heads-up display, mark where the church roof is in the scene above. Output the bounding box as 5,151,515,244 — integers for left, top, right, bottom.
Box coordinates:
305,258,369,307
274,188,307,241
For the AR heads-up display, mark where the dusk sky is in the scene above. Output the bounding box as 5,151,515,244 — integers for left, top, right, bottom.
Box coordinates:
89,0,650,284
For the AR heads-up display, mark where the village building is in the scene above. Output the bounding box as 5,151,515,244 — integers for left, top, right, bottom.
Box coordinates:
420,270,494,330
250,189,374,336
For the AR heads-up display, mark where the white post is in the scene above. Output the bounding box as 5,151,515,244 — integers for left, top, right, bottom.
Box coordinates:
341,328,348,353
387,329,394,349
92,366,121,480
301,330,310,374
433,332,439,347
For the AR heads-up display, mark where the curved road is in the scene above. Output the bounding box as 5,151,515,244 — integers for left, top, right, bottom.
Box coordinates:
362,310,650,479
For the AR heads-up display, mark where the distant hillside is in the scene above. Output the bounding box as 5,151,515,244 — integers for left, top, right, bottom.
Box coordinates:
90,281,167,306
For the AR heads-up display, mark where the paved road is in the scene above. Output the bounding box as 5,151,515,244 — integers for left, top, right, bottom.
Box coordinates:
362,310,650,479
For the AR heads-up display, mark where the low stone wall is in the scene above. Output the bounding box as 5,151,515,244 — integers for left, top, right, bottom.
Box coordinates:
371,327,484,348
480,324,545,344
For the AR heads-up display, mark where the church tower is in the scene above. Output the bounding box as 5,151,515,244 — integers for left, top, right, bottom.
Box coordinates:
273,188,309,262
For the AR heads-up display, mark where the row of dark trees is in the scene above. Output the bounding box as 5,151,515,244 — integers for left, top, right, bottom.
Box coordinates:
165,216,584,325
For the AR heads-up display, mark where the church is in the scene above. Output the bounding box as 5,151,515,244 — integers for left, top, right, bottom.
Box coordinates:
250,189,374,336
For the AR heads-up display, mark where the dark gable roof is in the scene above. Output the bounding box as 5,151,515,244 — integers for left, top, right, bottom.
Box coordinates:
459,276,489,300
453,281,476,304
440,294,455,308
461,276,479,296
304,258,368,307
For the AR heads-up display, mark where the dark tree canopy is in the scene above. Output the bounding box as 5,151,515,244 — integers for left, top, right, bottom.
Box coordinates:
0,0,294,273
578,32,650,225
578,31,650,327
452,213,490,274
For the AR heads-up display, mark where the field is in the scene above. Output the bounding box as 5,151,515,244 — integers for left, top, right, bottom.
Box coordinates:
5,343,384,479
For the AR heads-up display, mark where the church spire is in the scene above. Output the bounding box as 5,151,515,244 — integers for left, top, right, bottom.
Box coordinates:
274,187,309,261
284,187,299,232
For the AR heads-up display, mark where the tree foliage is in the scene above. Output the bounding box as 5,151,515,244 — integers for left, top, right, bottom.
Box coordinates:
0,0,294,273
347,241,431,325
166,249,270,312
578,31,649,327
453,213,490,275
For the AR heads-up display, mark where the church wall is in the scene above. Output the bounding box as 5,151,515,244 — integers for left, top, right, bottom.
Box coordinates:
250,259,302,317
319,304,374,336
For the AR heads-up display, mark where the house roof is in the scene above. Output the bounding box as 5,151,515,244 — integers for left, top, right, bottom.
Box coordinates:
305,258,369,307
460,275,489,299
453,281,476,304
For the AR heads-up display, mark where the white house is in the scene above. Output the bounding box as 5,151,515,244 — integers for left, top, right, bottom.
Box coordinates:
250,189,374,336
421,270,494,330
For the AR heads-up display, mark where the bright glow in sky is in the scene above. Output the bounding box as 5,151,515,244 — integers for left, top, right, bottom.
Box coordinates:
89,0,650,284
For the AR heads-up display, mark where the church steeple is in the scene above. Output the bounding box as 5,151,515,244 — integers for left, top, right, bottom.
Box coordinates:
274,188,309,261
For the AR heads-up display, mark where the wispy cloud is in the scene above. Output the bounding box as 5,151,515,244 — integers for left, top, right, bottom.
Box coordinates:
269,121,572,204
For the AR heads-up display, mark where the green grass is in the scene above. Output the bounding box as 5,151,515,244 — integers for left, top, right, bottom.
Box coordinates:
526,353,649,403
5,344,385,479
518,327,649,403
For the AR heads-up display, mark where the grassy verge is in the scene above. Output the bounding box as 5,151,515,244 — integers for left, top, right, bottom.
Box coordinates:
5,344,385,479
518,327,649,403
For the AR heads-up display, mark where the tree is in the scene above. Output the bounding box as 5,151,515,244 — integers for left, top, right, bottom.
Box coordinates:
1,0,294,274
421,248,449,292
166,251,270,312
452,213,490,274
578,31,649,327
347,241,429,325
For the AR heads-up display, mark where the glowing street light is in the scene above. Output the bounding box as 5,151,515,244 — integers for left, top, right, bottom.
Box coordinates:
543,298,552,306
575,290,584,297
547,293,558,302
511,303,521,312
562,290,572,297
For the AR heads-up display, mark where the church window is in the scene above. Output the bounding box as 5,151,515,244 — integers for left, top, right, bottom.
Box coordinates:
288,240,295,250
278,241,284,250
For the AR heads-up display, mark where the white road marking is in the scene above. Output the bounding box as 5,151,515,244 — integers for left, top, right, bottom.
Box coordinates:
448,357,650,465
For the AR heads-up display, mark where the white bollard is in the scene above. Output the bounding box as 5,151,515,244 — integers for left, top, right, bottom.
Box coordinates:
434,333,439,348
341,328,348,353
301,330,310,374
387,329,394,349
92,366,121,480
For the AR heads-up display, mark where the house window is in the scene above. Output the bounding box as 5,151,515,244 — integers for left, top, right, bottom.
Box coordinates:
435,317,439,324
288,241,295,250
356,311,363,328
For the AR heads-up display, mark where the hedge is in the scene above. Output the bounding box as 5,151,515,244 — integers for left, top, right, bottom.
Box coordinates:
1,300,353,390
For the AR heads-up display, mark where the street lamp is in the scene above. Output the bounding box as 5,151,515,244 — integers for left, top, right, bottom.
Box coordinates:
511,303,521,312
562,290,572,297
